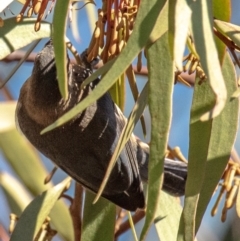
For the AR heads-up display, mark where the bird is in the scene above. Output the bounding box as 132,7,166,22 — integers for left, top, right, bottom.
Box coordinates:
16,40,187,211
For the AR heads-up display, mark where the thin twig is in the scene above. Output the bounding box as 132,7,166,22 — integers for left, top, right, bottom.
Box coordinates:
0,40,40,89
115,209,145,238
2,51,36,62
0,77,13,100
213,27,240,52
69,183,83,241
229,47,240,69
115,209,127,234
2,50,196,86
0,224,9,241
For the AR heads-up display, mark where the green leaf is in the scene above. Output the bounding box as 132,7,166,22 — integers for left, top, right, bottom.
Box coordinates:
41,0,167,133
0,172,31,216
155,191,182,241
0,101,16,132
126,65,147,136
9,178,71,241
108,73,125,111
52,0,71,99
0,130,50,195
82,191,116,241
168,0,191,70
195,52,239,233
0,17,51,60
0,129,74,240
147,0,168,45
212,0,231,64
213,0,231,21
191,0,227,121
177,78,215,241
140,31,174,241
232,88,240,99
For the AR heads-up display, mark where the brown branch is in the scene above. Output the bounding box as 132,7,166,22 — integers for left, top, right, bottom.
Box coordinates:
213,27,240,52
69,183,83,241
2,51,36,62
0,49,198,87
132,66,195,85
115,209,127,235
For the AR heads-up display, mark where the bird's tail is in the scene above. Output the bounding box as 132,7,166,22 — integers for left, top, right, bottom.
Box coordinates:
136,137,187,196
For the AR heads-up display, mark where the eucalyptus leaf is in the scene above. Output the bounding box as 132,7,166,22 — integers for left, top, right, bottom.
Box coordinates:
177,76,215,241
195,52,239,233
212,0,231,64
0,17,51,60
168,0,191,70
191,0,227,121
232,88,240,99
0,129,74,241
213,0,231,21
82,191,116,241
0,172,32,216
0,101,16,132
108,73,125,111
140,31,174,241
126,65,147,136
155,191,182,241
52,0,71,99
10,178,71,241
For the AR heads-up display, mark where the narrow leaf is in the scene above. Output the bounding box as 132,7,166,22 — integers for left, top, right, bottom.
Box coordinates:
195,52,239,233
108,73,125,111
0,126,73,240
0,172,31,216
155,191,182,241
147,0,168,45
0,130,51,194
177,78,215,241
213,0,231,21
191,0,227,121
82,191,116,241
10,178,71,241
212,0,231,64
0,17,51,60
0,101,16,132
232,88,240,99
168,0,191,70
140,31,174,241
126,65,147,136
52,0,71,99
